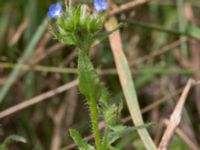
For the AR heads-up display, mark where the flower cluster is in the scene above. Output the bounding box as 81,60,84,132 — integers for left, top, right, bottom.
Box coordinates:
47,1,108,50
47,0,108,19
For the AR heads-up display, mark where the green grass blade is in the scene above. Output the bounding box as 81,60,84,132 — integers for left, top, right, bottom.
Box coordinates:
0,18,48,103
105,17,157,150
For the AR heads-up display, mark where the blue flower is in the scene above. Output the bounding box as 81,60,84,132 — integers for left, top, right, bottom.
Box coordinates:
94,0,108,13
48,2,63,19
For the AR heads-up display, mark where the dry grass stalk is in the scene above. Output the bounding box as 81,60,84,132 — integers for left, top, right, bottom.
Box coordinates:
158,79,195,150
0,79,78,119
163,119,199,150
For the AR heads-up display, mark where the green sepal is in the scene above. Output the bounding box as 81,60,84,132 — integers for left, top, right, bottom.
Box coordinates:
48,24,77,45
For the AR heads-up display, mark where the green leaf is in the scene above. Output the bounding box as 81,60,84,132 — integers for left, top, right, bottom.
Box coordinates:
48,24,76,45
105,17,156,150
186,22,200,40
108,146,120,150
108,123,153,146
93,23,123,46
0,135,26,150
69,129,95,150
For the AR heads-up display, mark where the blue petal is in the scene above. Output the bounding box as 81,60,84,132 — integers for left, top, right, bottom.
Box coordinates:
48,11,55,18
55,2,62,9
94,0,108,13
49,4,56,11
48,2,63,19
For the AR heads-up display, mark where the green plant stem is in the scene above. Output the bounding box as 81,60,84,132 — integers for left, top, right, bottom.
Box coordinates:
177,0,188,56
102,126,109,149
78,49,103,150
89,98,102,150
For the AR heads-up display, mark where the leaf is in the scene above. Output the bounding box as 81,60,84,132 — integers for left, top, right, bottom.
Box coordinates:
108,123,153,146
186,22,200,40
48,24,76,45
108,146,120,150
93,23,123,46
0,135,26,150
69,129,95,150
105,17,157,150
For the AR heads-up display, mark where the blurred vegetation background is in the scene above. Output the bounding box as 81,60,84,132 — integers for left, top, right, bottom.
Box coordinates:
0,0,200,149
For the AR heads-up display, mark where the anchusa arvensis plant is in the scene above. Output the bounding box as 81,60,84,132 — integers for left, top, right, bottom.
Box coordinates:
48,1,128,150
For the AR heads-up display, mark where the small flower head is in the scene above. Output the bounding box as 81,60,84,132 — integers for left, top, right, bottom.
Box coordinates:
49,4,103,49
48,2,63,19
94,0,108,13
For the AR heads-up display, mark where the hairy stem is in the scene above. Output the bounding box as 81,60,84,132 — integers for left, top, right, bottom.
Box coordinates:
102,126,109,149
89,98,102,150
78,49,102,149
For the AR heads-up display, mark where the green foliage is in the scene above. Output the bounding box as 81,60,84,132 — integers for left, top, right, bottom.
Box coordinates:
50,3,128,150
69,129,95,150
170,136,189,150
78,50,109,105
1,0,200,149
186,21,200,40
49,4,102,50
77,48,124,150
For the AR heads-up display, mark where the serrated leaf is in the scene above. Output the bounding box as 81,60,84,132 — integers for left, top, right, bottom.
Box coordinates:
69,129,95,150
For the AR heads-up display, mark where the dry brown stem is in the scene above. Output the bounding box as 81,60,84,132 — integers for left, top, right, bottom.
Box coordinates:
9,18,29,46
109,0,150,16
163,119,199,150
0,79,78,119
158,79,194,150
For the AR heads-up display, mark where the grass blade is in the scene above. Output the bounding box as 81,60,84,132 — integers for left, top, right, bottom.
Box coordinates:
105,17,157,150
0,18,48,103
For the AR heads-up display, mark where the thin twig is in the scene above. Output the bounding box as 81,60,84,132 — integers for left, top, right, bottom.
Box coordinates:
0,18,48,103
109,0,150,16
0,79,78,119
130,39,188,66
9,18,29,46
163,119,199,150
50,88,77,150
